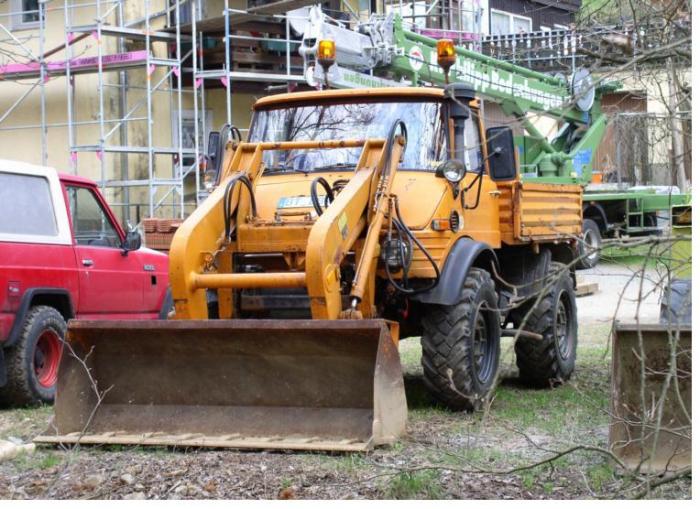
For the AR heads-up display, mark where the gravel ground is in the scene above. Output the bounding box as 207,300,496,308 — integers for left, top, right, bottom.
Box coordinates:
576,262,666,323
0,263,690,500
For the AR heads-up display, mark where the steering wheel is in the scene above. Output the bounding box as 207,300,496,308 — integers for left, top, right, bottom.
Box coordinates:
283,150,321,173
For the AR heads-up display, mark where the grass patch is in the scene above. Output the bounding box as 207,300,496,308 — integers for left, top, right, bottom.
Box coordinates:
315,453,368,475
0,405,53,440
399,337,422,375
8,450,64,472
37,452,61,469
491,368,609,435
384,470,444,499
587,462,616,492
600,241,681,272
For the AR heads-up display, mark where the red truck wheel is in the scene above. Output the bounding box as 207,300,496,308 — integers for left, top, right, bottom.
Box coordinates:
0,306,66,406
35,329,62,388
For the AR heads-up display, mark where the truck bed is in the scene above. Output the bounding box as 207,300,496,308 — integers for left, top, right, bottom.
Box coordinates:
497,181,582,245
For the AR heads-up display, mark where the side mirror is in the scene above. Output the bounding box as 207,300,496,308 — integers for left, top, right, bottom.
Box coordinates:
121,229,141,254
207,131,221,170
486,127,518,181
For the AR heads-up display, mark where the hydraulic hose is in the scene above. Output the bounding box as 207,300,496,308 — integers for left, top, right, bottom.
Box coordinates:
383,195,441,295
223,173,257,241
310,176,335,216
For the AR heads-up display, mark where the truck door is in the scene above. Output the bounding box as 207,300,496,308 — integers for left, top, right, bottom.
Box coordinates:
461,110,501,244
64,184,145,317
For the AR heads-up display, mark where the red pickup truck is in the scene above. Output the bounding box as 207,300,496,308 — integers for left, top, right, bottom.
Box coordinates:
0,160,170,406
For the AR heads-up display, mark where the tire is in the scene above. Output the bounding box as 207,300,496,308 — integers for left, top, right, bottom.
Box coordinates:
0,306,66,407
514,263,578,387
660,279,691,326
158,288,174,319
420,268,501,411
576,219,602,269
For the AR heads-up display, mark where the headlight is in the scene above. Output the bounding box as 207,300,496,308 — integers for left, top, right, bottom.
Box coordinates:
437,159,466,184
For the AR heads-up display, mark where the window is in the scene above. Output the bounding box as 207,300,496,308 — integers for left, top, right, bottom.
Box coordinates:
490,9,532,35
169,0,193,26
464,116,483,173
459,0,479,33
0,172,57,236
174,110,212,170
250,100,445,172
490,11,510,35
66,186,121,248
388,1,427,29
11,0,40,29
513,15,532,33
540,25,551,32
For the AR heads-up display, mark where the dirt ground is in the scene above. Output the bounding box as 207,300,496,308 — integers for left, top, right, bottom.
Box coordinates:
0,262,691,500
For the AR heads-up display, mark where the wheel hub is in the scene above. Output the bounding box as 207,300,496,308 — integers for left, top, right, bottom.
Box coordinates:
583,228,599,262
34,330,62,388
473,303,495,384
555,292,572,359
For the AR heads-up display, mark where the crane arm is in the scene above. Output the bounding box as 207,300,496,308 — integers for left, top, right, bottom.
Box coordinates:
300,7,600,125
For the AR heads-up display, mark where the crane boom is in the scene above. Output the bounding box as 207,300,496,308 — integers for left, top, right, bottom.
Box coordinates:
299,6,618,183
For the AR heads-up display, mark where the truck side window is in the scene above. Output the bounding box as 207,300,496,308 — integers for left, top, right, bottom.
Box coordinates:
0,172,57,237
66,186,120,248
464,115,483,172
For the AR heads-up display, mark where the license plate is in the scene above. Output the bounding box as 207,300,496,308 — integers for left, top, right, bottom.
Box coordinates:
277,195,325,209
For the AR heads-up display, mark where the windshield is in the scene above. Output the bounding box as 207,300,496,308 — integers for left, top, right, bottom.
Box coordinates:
249,100,445,172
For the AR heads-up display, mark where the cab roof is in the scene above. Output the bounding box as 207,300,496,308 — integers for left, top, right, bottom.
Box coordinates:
0,159,97,186
253,87,447,110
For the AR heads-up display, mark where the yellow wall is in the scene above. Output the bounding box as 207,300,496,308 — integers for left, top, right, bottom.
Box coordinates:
0,1,259,222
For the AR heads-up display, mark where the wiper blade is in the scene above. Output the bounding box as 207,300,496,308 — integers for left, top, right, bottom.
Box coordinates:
264,166,310,175
312,163,356,171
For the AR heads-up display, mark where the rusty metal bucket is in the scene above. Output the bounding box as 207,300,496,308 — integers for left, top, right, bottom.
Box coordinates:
609,323,691,473
35,319,407,452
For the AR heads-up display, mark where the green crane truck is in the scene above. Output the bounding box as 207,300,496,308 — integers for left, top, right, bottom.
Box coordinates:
297,7,690,269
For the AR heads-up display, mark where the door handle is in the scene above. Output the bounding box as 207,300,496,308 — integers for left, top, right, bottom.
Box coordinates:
82,259,94,267
488,190,502,197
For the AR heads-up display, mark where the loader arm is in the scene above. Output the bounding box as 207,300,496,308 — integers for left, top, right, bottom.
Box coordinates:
169,136,404,321
168,141,265,319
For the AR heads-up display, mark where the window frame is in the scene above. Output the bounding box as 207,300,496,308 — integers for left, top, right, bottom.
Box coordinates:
65,185,123,249
250,98,447,174
0,165,72,245
490,8,532,35
10,0,41,31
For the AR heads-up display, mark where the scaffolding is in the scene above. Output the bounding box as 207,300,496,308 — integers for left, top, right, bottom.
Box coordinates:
63,0,197,222
0,0,314,223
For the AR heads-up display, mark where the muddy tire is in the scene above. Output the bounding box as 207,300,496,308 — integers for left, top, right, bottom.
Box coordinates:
0,306,66,407
514,263,577,386
420,268,501,411
576,219,602,269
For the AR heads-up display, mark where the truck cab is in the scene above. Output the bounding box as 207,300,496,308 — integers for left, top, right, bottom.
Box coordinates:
0,159,169,405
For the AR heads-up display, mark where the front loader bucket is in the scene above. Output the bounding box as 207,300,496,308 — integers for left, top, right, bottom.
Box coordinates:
35,319,407,452
610,323,691,473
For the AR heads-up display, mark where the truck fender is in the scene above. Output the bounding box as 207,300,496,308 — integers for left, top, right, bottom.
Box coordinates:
3,288,74,349
411,237,499,306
